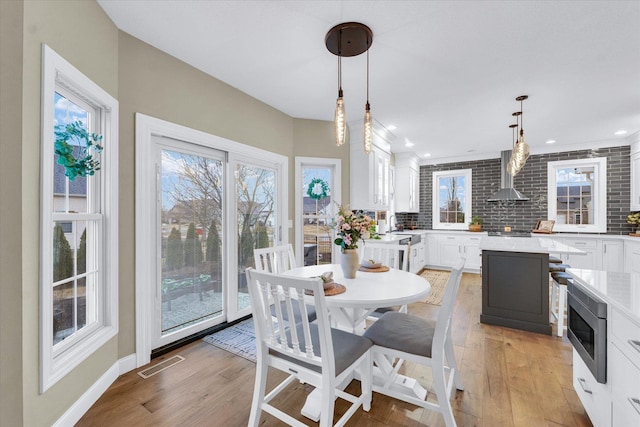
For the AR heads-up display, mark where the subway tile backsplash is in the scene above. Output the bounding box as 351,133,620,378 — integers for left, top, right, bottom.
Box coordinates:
396,145,632,235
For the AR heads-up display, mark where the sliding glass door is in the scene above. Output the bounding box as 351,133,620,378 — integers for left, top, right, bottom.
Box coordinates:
228,155,281,321
155,139,226,348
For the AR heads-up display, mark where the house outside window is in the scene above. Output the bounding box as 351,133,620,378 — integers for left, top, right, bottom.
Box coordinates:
432,169,472,230
547,157,607,233
40,45,119,392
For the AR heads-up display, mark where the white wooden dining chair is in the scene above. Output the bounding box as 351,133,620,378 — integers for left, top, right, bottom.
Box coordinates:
253,244,317,324
361,242,410,317
254,244,298,273
363,258,466,427
245,268,373,427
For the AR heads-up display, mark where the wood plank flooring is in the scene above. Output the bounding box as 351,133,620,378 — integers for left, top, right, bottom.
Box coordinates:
78,273,592,426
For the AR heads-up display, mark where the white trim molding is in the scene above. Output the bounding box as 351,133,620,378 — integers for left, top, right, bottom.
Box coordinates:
40,44,119,393
432,168,472,231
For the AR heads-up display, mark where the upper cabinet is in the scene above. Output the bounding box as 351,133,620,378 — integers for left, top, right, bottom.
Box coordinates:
349,121,394,211
631,139,640,211
395,152,420,213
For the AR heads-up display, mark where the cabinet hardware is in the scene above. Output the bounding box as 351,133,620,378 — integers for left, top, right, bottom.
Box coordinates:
629,339,640,355
629,397,640,416
577,377,593,394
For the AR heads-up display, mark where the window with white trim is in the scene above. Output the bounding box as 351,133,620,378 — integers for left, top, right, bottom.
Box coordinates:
547,157,607,233
432,169,472,230
40,45,119,392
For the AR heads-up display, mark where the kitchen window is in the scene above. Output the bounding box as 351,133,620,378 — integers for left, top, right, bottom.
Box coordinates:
432,169,472,230
547,157,607,233
40,45,119,392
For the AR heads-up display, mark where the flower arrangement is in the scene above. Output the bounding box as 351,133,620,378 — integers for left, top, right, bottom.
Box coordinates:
333,204,374,251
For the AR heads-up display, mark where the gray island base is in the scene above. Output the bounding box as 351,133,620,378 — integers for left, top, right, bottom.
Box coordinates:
480,250,551,335
478,236,585,335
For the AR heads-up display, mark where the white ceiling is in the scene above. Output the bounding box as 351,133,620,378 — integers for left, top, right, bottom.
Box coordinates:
98,0,640,162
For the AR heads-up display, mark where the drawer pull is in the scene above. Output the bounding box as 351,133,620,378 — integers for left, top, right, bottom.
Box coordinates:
629,397,640,416
577,377,592,394
629,339,640,355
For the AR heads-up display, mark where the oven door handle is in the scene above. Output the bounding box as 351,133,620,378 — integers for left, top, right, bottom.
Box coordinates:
629,339,640,355
577,377,593,394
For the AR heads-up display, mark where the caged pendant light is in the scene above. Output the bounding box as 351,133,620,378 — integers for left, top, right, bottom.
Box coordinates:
363,49,373,154
325,22,373,152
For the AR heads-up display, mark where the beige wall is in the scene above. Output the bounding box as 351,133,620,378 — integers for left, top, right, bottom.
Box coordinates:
293,119,351,206
1,1,25,425
3,1,348,424
18,1,119,425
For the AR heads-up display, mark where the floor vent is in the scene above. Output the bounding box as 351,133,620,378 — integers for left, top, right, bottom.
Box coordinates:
138,355,185,379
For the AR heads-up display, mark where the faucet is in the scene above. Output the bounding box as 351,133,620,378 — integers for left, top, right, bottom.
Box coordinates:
388,215,396,232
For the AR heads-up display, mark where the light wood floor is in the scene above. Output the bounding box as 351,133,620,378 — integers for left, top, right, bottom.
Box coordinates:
78,273,591,426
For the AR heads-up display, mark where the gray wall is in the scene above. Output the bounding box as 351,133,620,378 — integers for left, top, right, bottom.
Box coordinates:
397,146,632,234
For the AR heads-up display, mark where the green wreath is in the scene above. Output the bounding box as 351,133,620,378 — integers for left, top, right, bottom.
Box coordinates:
54,121,103,181
307,178,329,200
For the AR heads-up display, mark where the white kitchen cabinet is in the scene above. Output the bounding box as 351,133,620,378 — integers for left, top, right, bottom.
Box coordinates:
394,153,420,213
349,122,393,211
610,307,640,427
439,235,462,268
625,240,640,274
409,241,424,273
631,141,640,211
556,237,599,269
573,350,611,427
601,240,624,272
461,235,482,270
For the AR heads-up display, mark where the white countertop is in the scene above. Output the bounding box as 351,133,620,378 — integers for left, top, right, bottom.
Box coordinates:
479,235,586,254
364,234,409,244
567,268,640,323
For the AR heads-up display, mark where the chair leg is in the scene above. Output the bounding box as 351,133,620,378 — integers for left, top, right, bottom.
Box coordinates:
248,354,268,427
445,333,464,391
432,352,457,427
550,276,557,322
557,284,566,337
361,351,372,412
319,379,336,427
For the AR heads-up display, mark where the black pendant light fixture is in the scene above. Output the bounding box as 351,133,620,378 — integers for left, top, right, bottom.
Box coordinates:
325,22,373,152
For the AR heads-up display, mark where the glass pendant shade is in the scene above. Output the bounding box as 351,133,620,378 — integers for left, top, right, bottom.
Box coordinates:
363,103,373,154
334,89,346,146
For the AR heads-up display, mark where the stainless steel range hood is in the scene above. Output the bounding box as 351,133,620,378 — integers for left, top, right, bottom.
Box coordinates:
487,150,529,202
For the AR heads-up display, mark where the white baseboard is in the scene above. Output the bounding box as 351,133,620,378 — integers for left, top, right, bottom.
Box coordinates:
53,353,136,427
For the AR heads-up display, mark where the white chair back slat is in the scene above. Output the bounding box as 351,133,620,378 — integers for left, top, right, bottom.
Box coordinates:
362,242,409,271
253,244,297,273
433,258,466,353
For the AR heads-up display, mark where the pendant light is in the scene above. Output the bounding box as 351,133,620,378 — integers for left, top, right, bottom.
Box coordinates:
513,95,530,165
325,22,373,152
334,56,346,146
363,49,373,154
507,123,519,176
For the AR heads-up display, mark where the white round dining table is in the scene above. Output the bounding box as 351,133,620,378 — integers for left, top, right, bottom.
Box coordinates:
284,263,431,333
283,263,432,421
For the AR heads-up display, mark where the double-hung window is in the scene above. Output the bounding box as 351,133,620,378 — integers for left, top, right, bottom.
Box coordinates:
40,45,118,392
547,157,607,233
432,169,472,230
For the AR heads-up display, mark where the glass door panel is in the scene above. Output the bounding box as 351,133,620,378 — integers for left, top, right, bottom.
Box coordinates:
301,166,333,266
230,159,279,320
157,146,225,346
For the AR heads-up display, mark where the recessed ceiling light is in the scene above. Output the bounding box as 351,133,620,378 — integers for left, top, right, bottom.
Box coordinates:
405,140,414,148
467,149,476,153
614,130,627,136
423,153,431,158
386,124,397,131
545,140,556,144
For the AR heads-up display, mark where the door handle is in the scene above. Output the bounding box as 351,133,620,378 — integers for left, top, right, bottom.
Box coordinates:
629,339,640,355
577,377,592,394
629,397,640,416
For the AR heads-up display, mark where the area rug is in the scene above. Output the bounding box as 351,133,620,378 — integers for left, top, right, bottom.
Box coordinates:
202,318,257,362
419,269,450,306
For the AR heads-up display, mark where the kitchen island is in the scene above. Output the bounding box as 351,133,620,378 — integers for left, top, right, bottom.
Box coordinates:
479,236,584,334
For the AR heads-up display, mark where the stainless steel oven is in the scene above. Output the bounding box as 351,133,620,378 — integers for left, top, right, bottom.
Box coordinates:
567,281,607,383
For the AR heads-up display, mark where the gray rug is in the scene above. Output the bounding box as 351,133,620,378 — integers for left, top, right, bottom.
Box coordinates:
202,318,258,362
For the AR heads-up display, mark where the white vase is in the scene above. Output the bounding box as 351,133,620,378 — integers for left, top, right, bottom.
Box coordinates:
340,249,359,279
